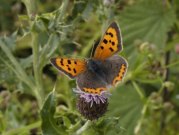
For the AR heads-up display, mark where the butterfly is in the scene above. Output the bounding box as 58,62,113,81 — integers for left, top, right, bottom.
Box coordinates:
50,22,128,95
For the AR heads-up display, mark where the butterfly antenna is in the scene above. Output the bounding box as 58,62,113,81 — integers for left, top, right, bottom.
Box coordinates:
91,39,100,58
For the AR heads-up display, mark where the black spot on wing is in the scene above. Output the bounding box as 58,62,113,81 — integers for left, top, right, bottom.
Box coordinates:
109,47,114,52
110,33,113,37
73,68,77,73
60,59,64,66
68,68,71,71
100,46,104,49
109,33,113,37
103,39,108,44
106,32,113,37
109,22,122,51
67,60,71,64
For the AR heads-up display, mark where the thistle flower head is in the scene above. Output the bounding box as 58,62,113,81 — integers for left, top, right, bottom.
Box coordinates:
73,88,111,120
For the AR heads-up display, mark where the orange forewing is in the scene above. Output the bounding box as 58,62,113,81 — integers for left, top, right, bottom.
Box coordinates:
50,58,87,79
93,22,122,60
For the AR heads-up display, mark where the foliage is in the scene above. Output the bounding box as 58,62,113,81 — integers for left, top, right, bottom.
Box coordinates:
0,0,179,135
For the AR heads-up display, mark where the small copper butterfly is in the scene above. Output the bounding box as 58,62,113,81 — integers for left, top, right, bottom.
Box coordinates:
50,22,128,95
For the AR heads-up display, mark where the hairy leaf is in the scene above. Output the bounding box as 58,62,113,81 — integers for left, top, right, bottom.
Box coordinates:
119,0,176,47
41,91,67,135
106,84,143,135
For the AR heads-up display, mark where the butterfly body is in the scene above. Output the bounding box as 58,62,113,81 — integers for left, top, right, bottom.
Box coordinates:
51,22,128,95
87,59,101,72
87,59,107,79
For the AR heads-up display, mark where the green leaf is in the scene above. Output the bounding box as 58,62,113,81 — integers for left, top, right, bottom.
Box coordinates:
22,0,38,19
16,32,32,50
39,33,59,69
62,116,71,129
19,55,33,69
82,1,93,21
40,91,68,135
0,39,34,91
119,0,176,48
106,84,143,135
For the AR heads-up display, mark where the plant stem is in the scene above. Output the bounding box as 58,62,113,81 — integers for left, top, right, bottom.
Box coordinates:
165,60,179,68
31,32,44,107
159,17,175,132
135,99,149,134
162,51,170,101
75,120,92,135
22,0,44,107
160,50,170,135
132,81,145,100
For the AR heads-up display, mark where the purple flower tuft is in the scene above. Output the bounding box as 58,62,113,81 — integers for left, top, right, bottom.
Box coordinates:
73,88,111,107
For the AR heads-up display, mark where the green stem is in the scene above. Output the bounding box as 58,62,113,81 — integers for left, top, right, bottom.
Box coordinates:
132,81,145,100
75,120,91,135
22,0,44,107
160,50,171,135
165,60,179,68
134,99,149,134
31,32,44,107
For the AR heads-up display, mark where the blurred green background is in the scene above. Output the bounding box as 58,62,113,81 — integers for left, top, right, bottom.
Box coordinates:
0,0,179,135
